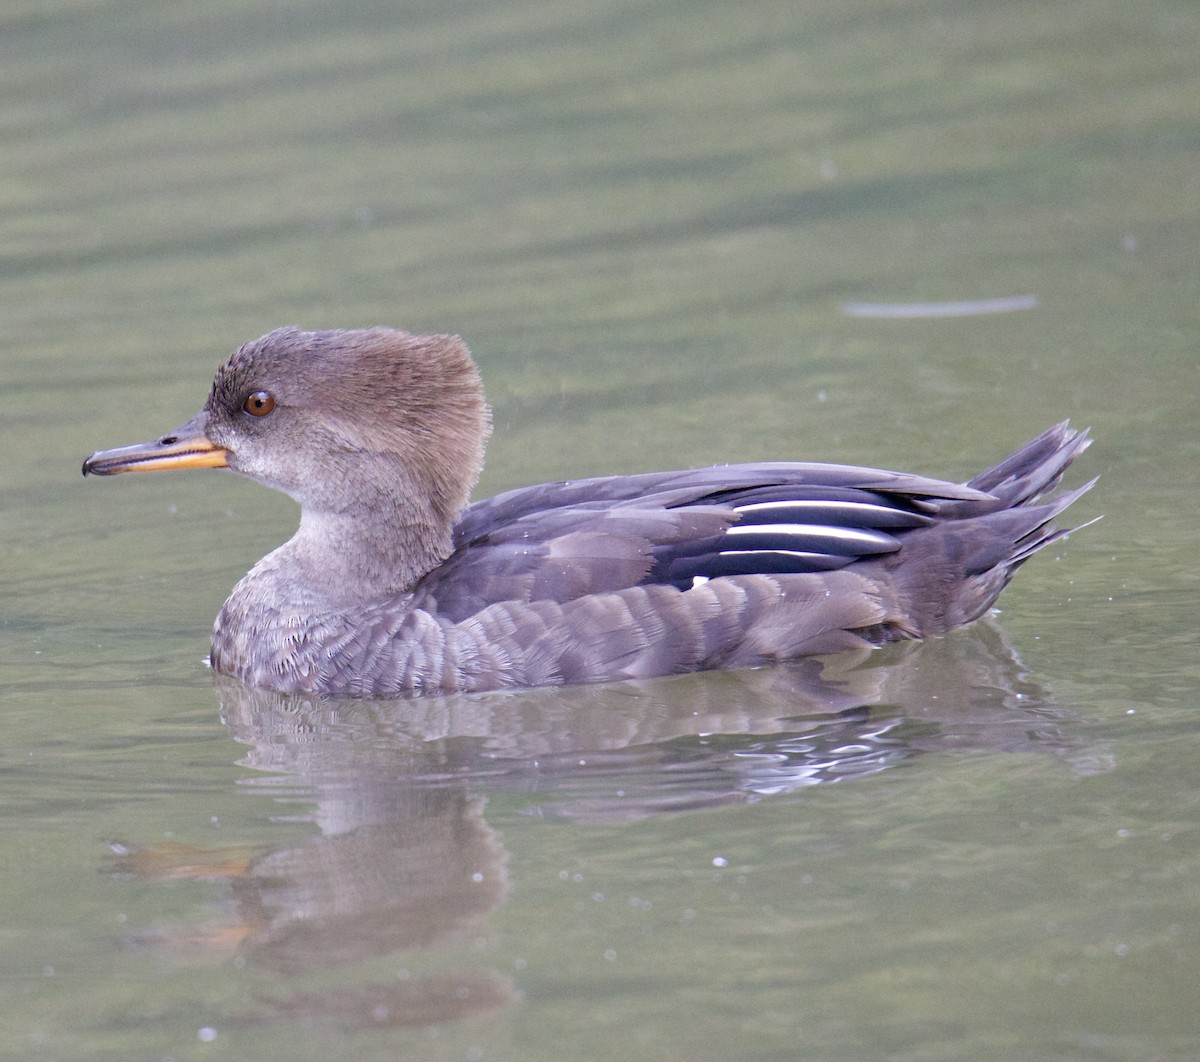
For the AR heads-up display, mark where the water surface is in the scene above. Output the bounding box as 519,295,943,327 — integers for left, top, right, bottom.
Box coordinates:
3,1,1199,1059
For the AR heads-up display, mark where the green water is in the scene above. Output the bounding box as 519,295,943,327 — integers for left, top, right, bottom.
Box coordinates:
3,0,1199,1058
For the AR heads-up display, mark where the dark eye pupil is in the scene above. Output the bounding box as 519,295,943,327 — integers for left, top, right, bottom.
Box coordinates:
243,391,276,417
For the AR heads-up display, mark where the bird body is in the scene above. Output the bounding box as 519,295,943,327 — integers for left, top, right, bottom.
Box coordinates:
84,327,1093,697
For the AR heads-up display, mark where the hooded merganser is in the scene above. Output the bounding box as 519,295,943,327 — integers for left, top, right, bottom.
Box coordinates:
84,327,1094,697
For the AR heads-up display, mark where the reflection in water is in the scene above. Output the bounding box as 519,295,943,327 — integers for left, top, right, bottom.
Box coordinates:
112,620,1107,1032
112,773,514,1027
219,618,1107,815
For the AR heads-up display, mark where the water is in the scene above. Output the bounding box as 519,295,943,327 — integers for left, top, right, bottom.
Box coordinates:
3,0,1199,1058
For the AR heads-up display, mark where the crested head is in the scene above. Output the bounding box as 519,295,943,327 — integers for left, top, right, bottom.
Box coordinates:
204,326,491,524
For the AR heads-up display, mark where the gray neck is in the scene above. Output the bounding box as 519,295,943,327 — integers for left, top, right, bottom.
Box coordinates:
228,503,451,616
299,505,449,605
209,500,453,689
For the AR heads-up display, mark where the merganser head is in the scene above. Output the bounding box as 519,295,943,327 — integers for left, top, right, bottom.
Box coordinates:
84,326,491,528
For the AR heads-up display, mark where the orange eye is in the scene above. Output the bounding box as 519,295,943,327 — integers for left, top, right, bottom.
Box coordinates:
243,391,276,417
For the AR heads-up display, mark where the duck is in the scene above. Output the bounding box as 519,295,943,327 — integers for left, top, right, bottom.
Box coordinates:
83,327,1094,698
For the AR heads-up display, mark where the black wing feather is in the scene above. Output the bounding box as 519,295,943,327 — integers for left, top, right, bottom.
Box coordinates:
419,462,989,622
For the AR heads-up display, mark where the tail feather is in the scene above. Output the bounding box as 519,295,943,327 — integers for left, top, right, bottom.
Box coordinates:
1007,478,1101,566
966,420,1092,505
872,423,1096,638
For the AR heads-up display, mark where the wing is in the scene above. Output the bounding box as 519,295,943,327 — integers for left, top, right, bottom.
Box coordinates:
416,462,991,623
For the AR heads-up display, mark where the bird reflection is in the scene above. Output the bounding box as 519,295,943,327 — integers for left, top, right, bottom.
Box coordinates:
110,619,1106,1031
